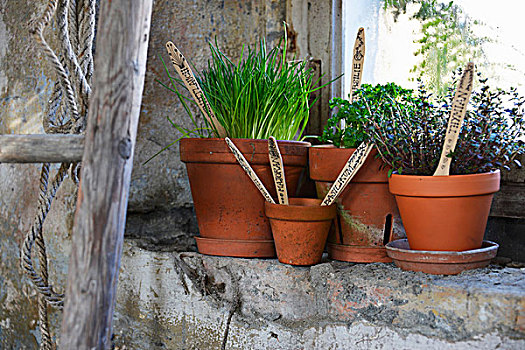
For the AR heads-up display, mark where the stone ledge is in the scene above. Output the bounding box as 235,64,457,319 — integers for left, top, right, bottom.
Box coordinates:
114,240,525,349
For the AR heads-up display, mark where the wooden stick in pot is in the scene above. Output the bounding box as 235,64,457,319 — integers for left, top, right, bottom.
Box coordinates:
348,27,366,103
321,142,373,206
225,137,276,204
165,41,227,137
433,62,475,176
340,27,365,141
322,27,371,204
268,136,288,205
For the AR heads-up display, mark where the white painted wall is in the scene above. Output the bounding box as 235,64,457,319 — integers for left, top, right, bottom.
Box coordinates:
342,0,525,96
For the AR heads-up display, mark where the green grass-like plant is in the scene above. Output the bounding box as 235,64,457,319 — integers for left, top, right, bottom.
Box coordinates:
159,30,329,141
197,37,323,140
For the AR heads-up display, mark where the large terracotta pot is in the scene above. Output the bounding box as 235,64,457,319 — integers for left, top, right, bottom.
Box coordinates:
388,171,500,251
180,138,310,257
265,198,336,266
309,145,401,262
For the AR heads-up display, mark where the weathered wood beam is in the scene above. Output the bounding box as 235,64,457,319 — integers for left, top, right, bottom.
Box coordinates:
0,134,84,163
59,0,153,349
490,183,525,219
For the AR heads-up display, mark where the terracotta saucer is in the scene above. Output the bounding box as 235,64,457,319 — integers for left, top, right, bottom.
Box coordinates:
385,239,498,275
195,237,276,258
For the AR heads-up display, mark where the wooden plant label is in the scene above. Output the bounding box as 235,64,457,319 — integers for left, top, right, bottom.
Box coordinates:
340,27,365,144
348,27,365,103
433,62,475,176
321,142,373,206
225,137,276,204
165,41,226,137
268,136,288,205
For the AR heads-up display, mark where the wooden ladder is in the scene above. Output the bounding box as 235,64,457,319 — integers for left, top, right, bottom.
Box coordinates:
0,1,153,348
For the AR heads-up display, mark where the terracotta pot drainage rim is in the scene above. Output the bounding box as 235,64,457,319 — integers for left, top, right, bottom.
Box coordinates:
195,237,276,258
327,243,392,263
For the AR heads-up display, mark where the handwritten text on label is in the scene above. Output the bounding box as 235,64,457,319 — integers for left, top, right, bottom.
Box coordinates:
225,138,275,204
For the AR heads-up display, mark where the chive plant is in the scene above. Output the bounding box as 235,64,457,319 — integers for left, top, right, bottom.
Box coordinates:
146,35,329,164
159,33,327,140
197,38,321,140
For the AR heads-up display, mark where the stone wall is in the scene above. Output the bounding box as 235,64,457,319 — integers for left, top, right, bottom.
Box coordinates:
115,243,525,349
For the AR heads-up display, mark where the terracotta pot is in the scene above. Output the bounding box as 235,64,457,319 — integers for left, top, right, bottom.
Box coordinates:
389,171,500,251
309,145,401,263
265,198,336,266
180,138,309,257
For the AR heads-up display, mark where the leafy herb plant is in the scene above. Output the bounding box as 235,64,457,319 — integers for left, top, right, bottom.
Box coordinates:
319,83,415,148
199,38,324,140
362,73,525,175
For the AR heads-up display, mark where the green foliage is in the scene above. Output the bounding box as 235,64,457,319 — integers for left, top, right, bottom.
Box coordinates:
149,30,332,163
319,83,415,148
197,37,323,140
383,0,486,95
362,71,525,175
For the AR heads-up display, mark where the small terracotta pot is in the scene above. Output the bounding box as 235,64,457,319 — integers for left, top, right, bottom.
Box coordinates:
389,171,500,251
265,198,336,266
180,138,309,258
309,145,402,262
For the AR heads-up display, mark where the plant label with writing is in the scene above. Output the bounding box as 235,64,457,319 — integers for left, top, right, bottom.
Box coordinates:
165,42,226,137
321,142,373,206
349,27,365,103
433,62,475,176
268,136,288,205
225,137,275,204
341,27,365,145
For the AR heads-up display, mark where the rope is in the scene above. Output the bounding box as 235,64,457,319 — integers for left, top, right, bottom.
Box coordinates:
21,0,96,348
21,163,69,308
30,0,81,132
57,0,91,106
67,0,78,54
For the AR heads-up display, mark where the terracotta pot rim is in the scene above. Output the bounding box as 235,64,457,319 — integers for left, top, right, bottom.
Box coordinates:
386,240,498,275
309,146,389,183
181,137,310,151
327,243,388,250
327,243,392,263
195,237,276,258
180,137,310,166
265,198,336,221
385,239,499,274
195,237,275,243
389,170,500,197
390,170,500,179
309,144,354,150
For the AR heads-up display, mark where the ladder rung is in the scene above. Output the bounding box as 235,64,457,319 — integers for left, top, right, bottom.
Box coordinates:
0,134,84,163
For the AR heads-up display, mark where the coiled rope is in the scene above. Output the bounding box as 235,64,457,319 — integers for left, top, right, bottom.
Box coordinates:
21,0,96,348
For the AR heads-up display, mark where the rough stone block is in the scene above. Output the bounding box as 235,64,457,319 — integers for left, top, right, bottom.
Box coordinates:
112,241,525,349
